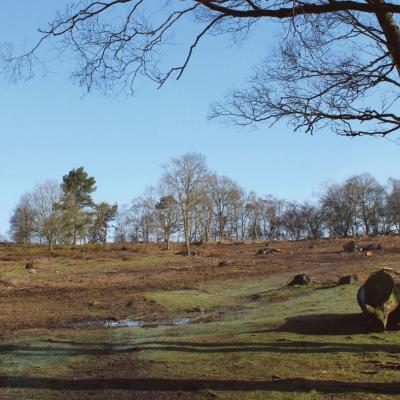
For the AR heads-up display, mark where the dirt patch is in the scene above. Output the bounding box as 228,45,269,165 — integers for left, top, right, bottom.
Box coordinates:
2,237,400,334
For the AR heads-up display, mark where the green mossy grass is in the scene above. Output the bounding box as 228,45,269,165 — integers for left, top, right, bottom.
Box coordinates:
2,273,400,399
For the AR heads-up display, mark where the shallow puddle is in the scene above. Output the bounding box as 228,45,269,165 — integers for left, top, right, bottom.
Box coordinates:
106,317,194,328
69,316,213,329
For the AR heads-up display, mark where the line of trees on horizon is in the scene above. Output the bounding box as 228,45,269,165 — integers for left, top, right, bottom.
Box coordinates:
9,167,118,251
8,153,400,254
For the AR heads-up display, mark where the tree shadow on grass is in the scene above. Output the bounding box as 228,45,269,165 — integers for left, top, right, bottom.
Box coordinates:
3,335,400,357
3,312,400,360
314,285,340,290
255,313,387,336
0,375,400,395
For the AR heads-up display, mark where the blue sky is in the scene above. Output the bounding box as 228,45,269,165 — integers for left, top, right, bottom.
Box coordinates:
0,1,399,236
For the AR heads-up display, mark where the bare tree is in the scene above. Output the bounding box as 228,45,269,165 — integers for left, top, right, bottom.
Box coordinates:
4,1,400,136
9,193,36,244
162,153,209,255
138,189,158,242
196,192,213,242
209,174,239,240
114,201,146,243
111,161,400,243
155,192,180,249
125,197,154,242
226,185,246,240
259,195,285,240
210,9,400,136
320,174,388,237
300,202,324,239
245,192,263,240
31,180,63,252
348,173,385,235
281,202,306,240
387,178,400,232
114,204,132,243
321,182,357,237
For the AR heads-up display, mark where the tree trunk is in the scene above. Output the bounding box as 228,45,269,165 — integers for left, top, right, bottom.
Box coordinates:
49,236,53,254
73,222,77,246
371,0,400,76
165,229,170,250
219,213,224,240
183,209,191,255
204,209,212,242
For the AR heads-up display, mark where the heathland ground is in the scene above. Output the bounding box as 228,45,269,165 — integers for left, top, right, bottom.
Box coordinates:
1,237,400,399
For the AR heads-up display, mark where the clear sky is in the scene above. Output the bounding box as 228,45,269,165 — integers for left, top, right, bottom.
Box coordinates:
0,1,399,236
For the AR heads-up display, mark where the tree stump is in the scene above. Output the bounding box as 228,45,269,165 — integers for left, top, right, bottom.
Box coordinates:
289,274,311,286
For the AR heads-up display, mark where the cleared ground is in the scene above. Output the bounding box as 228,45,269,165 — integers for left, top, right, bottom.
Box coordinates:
1,237,400,399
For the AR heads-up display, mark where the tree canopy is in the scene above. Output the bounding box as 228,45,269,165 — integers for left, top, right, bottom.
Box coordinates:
62,167,96,208
2,1,400,136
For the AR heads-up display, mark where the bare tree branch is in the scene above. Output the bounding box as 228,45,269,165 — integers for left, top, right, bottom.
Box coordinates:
2,0,400,136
